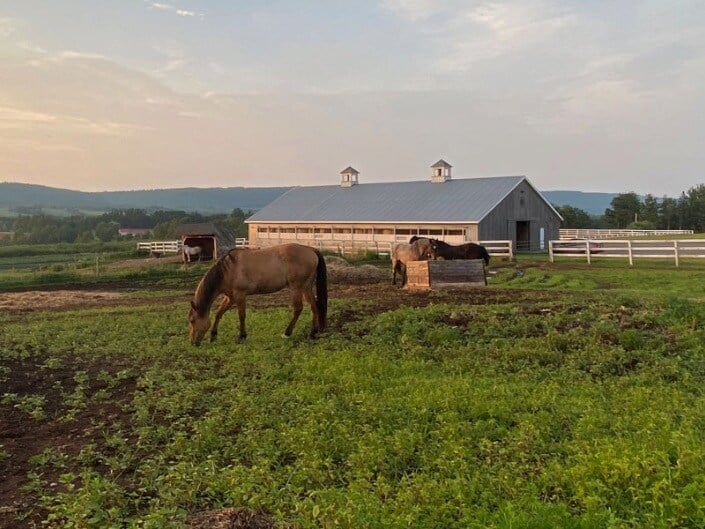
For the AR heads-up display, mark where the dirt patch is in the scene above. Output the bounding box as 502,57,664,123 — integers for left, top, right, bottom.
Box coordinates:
0,358,137,529
185,508,273,529
0,290,123,312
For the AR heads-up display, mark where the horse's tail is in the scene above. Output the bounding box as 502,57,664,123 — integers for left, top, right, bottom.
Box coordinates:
480,245,490,265
314,250,328,331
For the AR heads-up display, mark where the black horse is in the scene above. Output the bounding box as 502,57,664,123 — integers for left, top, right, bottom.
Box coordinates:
409,236,490,265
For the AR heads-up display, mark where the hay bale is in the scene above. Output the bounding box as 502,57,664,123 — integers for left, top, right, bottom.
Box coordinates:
324,257,388,284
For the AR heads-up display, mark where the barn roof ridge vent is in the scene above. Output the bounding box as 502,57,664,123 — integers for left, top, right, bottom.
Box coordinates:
431,159,452,183
340,166,359,187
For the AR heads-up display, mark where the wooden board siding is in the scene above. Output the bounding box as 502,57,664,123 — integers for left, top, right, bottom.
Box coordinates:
248,222,476,249
478,180,560,252
406,260,487,290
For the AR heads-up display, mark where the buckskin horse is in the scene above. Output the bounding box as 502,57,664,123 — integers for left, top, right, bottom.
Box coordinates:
409,236,490,265
188,243,327,345
391,237,436,287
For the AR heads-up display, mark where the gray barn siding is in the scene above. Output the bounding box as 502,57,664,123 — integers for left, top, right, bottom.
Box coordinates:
479,180,561,251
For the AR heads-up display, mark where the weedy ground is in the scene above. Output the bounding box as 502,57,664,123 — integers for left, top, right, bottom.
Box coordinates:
2,255,705,528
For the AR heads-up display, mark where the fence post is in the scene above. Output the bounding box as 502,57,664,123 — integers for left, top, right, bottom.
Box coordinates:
549,240,554,263
627,240,633,266
674,240,679,267
586,240,591,264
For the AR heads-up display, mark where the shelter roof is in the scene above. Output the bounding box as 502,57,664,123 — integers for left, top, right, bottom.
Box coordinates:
247,175,560,223
175,223,239,252
431,159,452,168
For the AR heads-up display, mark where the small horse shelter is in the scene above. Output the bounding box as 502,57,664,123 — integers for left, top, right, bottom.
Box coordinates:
246,161,562,253
175,223,238,261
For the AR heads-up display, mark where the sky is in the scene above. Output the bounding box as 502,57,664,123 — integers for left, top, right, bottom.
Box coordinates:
1,1,704,195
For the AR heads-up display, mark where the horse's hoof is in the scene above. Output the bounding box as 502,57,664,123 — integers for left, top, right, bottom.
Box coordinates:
281,333,290,339
210,334,218,342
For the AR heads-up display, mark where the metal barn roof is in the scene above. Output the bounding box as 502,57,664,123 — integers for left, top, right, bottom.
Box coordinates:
247,176,556,223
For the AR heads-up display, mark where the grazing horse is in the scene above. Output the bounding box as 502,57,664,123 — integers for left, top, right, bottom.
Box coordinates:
183,244,203,263
391,238,435,287
188,243,327,345
410,236,490,265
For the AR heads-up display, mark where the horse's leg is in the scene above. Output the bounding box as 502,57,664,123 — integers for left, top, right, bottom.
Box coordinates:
391,258,398,285
235,296,247,342
283,289,304,338
210,295,233,342
401,263,408,287
303,287,319,338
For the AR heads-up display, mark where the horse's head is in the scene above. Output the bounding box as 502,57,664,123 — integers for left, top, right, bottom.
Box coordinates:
188,301,211,346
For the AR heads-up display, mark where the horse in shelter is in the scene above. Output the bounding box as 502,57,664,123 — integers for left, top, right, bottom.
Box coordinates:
410,236,490,265
183,244,203,263
391,237,436,287
188,243,327,345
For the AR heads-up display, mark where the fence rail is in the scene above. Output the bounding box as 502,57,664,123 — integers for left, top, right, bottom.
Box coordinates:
136,240,182,254
550,239,705,266
560,229,693,240
253,239,513,259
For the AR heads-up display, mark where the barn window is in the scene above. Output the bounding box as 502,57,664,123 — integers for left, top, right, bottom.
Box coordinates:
281,227,295,234
429,229,443,236
257,226,267,233
446,229,463,236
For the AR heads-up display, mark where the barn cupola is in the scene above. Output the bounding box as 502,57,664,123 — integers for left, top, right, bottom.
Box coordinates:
431,159,452,183
340,166,359,187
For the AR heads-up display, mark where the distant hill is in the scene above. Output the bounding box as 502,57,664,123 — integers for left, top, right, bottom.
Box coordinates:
542,191,619,216
0,183,291,215
0,183,618,217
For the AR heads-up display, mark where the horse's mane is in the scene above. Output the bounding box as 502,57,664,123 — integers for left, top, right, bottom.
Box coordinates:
193,252,234,315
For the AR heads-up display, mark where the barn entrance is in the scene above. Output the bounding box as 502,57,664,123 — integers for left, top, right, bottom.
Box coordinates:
182,235,216,262
515,221,530,252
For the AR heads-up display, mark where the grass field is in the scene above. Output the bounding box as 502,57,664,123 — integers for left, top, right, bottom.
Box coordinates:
2,254,705,528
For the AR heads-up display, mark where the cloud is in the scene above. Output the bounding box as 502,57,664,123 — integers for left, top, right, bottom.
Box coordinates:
0,16,17,37
146,2,203,19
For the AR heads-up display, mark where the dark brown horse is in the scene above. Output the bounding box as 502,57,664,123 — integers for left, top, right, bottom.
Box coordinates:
391,238,435,287
409,236,490,265
188,243,327,345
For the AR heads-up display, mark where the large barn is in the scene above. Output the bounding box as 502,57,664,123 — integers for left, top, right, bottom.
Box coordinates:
246,161,562,253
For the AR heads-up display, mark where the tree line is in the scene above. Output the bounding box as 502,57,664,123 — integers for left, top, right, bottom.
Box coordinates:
0,208,251,245
555,184,705,230
2,183,704,245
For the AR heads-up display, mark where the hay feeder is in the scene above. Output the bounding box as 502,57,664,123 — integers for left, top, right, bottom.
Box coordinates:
405,259,487,290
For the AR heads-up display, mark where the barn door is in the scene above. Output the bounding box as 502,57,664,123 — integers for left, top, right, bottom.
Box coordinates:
516,221,530,252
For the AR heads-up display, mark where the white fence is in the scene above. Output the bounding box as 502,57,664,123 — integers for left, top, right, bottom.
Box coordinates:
256,239,513,259
136,240,182,254
560,229,693,240
550,239,705,266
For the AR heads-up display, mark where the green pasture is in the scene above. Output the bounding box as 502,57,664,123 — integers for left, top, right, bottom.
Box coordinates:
3,257,705,527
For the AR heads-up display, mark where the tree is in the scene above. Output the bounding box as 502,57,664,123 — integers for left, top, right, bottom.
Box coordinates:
604,192,642,228
659,196,678,229
641,194,660,226
554,205,593,228
94,221,119,242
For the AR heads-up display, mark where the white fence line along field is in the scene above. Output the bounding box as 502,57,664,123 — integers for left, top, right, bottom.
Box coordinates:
262,239,514,259
136,240,182,254
550,239,705,266
560,228,694,240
